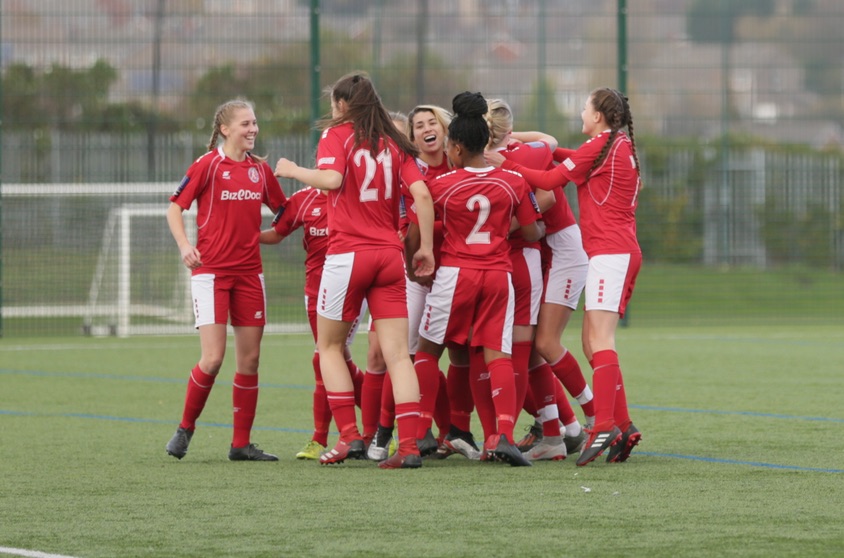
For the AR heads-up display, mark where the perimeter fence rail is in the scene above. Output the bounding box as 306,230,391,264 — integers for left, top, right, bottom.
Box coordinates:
2,1,844,336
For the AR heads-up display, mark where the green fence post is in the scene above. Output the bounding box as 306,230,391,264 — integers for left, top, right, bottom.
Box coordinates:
617,0,627,95
618,0,629,328
309,0,321,156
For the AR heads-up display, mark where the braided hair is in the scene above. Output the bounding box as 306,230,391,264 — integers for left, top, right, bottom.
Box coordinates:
585,88,642,185
206,98,265,162
485,98,513,149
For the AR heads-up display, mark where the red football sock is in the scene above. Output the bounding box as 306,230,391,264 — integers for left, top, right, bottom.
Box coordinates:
326,390,360,441
379,372,396,428
394,401,421,456
522,386,538,417
179,364,216,430
511,341,533,420
529,362,562,437
433,369,451,442
347,359,364,408
590,350,621,431
361,369,387,440
311,352,331,447
613,368,632,432
554,379,577,427
468,348,497,442
232,372,259,448
550,349,595,418
413,351,441,438
447,363,473,432
487,357,517,442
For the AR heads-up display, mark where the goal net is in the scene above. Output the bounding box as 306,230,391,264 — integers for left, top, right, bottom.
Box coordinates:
83,203,196,336
3,183,309,337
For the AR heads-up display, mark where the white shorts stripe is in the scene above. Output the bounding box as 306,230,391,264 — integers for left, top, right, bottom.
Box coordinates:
191,273,216,328
584,254,631,313
317,253,355,321
406,277,430,354
501,278,515,354
418,266,459,346
524,247,543,325
544,225,588,309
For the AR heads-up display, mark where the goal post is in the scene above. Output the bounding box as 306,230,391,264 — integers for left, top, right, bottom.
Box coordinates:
3,183,309,337
83,203,199,337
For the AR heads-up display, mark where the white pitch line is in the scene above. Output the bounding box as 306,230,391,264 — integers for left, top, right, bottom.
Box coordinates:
0,548,79,558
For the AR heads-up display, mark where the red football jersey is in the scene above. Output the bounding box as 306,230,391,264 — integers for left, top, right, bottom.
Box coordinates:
428,166,539,271
271,186,328,297
316,122,425,255
414,156,451,181
500,141,576,238
556,131,641,256
171,147,287,275
403,155,450,263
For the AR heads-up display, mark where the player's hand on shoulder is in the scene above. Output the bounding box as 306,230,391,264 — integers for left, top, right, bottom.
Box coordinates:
484,149,505,168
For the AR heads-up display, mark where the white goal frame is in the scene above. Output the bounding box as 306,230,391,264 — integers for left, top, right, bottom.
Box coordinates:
4,183,307,337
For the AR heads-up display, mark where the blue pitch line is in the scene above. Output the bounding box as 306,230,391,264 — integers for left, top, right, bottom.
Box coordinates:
637,451,844,474
1,408,841,473
0,409,310,434
6,368,844,423
629,404,844,424
648,334,844,348
0,368,311,390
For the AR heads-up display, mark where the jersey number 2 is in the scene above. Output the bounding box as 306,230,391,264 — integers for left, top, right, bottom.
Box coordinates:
466,194,491,245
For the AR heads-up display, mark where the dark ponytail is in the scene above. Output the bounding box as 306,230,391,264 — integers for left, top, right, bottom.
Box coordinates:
448,91,489,154
322,72,419,158
586,87,642,186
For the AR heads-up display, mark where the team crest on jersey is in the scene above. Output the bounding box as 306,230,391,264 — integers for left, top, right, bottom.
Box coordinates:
248,167,260,183
222,171,231,180
311,207,321,216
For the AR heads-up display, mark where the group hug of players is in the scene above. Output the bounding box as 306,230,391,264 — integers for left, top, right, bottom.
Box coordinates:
165,72,643,470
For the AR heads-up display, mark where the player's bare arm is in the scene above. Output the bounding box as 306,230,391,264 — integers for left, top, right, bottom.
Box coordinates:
275,158,343,191
166,202,201,270
510,131,558,151
259,228,283,245
408,179,435,276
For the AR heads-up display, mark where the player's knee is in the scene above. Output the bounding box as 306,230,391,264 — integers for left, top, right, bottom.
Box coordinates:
199,356,224,375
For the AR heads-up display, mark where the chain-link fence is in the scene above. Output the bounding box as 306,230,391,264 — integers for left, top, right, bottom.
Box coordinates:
2,0,843,336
